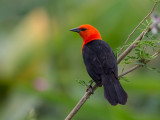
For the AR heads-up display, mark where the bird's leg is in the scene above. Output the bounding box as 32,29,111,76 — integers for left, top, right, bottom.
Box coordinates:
87,80,94,94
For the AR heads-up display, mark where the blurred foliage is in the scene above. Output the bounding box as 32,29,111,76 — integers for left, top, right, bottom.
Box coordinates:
0,0,160,120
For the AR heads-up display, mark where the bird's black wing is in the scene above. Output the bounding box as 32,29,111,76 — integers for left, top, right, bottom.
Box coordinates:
82,40,118,86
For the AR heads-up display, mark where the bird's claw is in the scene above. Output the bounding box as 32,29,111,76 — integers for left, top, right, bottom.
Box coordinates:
89,85,94,94
86,80,94,94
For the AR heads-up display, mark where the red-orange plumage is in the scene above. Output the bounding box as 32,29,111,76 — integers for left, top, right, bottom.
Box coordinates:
78,24,102,51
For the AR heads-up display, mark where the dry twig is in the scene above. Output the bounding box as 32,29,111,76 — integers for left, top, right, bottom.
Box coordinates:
117,31,145,64
118,2,158,56
118,51,160,78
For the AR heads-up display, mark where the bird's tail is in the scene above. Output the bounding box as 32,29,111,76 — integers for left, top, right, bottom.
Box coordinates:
101,74,128,105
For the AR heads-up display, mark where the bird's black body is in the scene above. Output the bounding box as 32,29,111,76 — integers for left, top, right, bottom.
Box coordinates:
82,40,127,105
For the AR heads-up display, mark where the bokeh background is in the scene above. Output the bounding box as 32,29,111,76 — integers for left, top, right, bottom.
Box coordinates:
0,0,160,120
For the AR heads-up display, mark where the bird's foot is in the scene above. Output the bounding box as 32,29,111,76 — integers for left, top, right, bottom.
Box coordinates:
86,80,94,94
88,85,94,94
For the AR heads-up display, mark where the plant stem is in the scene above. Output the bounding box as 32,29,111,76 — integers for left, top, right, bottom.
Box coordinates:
117,29,150,64
65,85,98,120
118,2,158,56
119,51,160,77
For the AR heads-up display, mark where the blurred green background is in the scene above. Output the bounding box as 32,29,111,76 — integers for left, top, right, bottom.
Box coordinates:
0,0,160,120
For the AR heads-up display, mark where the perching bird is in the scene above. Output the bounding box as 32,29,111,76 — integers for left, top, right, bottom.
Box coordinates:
70,24,127,105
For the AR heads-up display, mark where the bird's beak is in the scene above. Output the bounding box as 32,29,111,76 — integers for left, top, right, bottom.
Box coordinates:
69,27,80,33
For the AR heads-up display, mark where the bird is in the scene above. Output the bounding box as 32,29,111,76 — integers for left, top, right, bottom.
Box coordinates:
70,24,127,105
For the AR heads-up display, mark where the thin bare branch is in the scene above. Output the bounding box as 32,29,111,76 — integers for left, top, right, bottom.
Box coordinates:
118,2,158,56
117,31,145,64
65,84,98,120
119,65,140,78
119,51,160,78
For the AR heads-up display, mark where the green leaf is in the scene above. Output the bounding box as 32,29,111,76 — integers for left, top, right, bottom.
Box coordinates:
76,79,88,87
120,76,130,82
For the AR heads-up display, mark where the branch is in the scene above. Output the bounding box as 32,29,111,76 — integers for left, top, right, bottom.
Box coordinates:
119,51,160,78
65,85,98,120
118,2,158,56
117,31,146,64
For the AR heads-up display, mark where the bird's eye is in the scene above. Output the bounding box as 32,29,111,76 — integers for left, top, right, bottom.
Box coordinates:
81,28,87,31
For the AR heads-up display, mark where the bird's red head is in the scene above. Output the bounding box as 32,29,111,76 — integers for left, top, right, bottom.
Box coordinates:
70,24,102,45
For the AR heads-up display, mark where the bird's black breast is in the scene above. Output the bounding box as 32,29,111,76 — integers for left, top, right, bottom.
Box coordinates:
82,40,118,86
